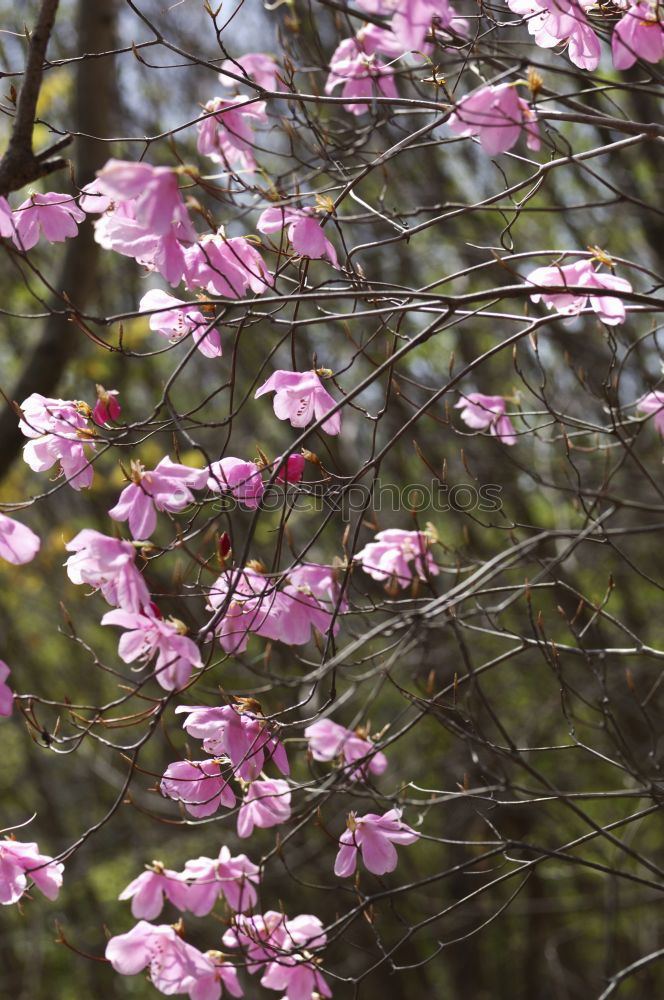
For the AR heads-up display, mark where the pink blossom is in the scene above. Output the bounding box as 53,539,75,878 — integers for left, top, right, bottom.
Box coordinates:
257,206,337,264
0,513,40,565
392,0,467,49
139,288,222,358
0,661,13,717
261,960,331,1000
637,391,664,436
109,457,208,540
102,608,203,691
12,191,85,250
19,392,95,490
207,458,265,509
206,568,289,653
222,911,289,972
355,528,439,589
511,0,602,70
448,83,540,155
527,259,633,325
119,864,191,919
0,195,16,238
92,384,121,425
455,393,517,445
326,31,398,115
275,453,306,483
184,231,271,298
237,779,291,838
175,703,289,781
334,808,419,877
220,53,279,91
160,759,236,818
281,562,347,642
183,846,260,914
613,2,664,69
197,97,267,172
96,159,191,235
255,370,341,435
0,838,64,904
305,718,388,780
64,529,151,612
95,200,196,287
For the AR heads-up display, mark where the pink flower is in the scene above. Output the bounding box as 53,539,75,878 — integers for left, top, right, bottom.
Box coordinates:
184,846,260,914
237,779,291,838
139,288,222,358
613,2,664,69
0,661,13,717
92,384,121,425
448,83,540,155
109,456,208,540
175,703,289,781
305,718,388,781
207,458,265,509
637,391,664,436
64,529,151,612
281,563,347,642
220,53,279,91
275,453,306,483
206,568,289,653
0,513,40,564
257,206,337,264
261,960,331,1000
255,370,341,435
455,393,517,445
513,0,601,70
0,195,16,238
119,864,191,919
392,0,466,49
222,911,288,971
102,608,203,691
96,159,191,235
197,97,267,172
326,30,398,115
19,392,95,490
95,200,196,287
334,808,419,877
12,191,85,250
527,259,633,325
160,759,236,818
184,231,271,298
0,838,64,904
355,528,438,589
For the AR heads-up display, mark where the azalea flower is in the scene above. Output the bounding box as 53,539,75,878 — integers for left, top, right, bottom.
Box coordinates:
19,392,96,490
455,393,517,445
95,159,191,235
160,759,236,818
102,607,203,691
94,199,196,287
0,513,40,564
612,1,664,68
637,391,664,436
275,453,306,483
206,568,289,653
305,718,388,780
92,385,121,425
526,259,633,325
448,83,540,155
392,0,467,49
355,528,439,589
197,96,267,172
326,30,399,115
183,231,271,298
219,52,280,91
257,205,337,264
139,288,222,358
12,191,85,250
207,458,265,509
0,661,13,717
183,846,260,914
507,0,601,70
237,779,291,837
109,456,208,540
334,808,419,876
176,703,289,782
0,838,64,905
254,370,341,435
119,863,191,919
64,529,151,612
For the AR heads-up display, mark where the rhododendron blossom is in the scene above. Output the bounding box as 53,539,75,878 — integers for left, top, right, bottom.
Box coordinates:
455,393,517,445
257,205,337,264
612,2,664,69
326,31,398,115
255,370,341,435
0,838,64,905
102,607,203,691
183,847,260,914
507,0,601,70
0,661,13,717
305,718,388,780
175,703,289,781
355,528,439,589
0,512,40,564
64,529,151,612
139,288,222,358
92,385,121,425
207,458,265,509
219,52,280,91
160,759,236,818
95,159,191,235
19,392,96,490
109,457,208,539
448,84,540,155
119,864,191,919
334,808,419,876
527,259,633,324
637,391,664,436
12,191,85,250
197,97,267,172
237,779,292,837
183,231,271,298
